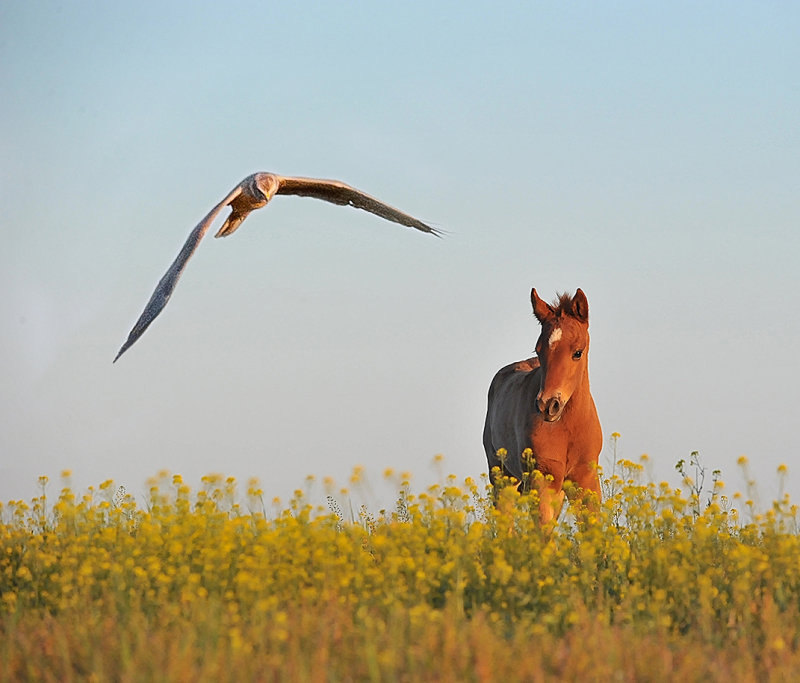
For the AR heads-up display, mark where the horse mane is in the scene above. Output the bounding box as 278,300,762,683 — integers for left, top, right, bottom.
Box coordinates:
551,292,575,317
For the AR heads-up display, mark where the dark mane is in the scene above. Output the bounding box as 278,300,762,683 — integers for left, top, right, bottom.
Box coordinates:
551,291,575,317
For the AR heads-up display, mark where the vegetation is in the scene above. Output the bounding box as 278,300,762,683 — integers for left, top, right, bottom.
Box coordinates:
2,450,800,681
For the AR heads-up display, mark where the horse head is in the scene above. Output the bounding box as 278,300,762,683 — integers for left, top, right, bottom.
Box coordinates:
531,288,590,423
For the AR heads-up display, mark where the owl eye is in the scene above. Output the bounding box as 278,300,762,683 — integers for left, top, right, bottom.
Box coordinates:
572,349,583,360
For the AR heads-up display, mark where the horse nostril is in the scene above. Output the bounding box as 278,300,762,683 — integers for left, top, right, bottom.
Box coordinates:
548,399,560,417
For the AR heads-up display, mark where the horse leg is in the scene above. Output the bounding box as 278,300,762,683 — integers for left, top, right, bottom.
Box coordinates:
483,414,503,483
570,463,602,515
538,485,566,524
533,459,566,525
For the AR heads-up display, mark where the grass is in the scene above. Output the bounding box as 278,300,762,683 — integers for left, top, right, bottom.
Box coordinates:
2,455,800,681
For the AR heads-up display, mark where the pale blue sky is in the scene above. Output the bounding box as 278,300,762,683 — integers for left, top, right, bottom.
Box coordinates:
2,2,799,508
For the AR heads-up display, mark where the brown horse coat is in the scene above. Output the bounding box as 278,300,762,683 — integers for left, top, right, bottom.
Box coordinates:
482,288,602,522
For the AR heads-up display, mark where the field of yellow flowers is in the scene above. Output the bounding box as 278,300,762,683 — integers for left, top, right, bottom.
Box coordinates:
2,455,800,681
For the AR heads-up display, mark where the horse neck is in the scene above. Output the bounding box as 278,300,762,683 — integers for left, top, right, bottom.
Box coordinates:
568,363,594,412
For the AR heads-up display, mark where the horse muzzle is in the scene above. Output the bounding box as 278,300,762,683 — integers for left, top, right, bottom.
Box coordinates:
537,394,565,422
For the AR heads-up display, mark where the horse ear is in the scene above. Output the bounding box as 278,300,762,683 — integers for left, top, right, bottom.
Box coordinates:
571,288,589,322
531,288,554,323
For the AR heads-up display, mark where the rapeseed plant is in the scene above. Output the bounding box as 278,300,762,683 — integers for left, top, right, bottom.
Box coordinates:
2,457,800,681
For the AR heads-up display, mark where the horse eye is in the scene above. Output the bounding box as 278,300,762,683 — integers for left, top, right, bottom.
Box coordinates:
572,350,583,360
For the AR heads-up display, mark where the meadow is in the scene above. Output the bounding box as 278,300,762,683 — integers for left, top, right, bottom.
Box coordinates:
2,449,800,682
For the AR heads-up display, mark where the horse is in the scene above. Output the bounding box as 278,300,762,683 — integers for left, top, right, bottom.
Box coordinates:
482,288,602,523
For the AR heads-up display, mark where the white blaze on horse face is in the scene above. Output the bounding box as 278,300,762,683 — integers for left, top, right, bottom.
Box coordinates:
548,326,562,349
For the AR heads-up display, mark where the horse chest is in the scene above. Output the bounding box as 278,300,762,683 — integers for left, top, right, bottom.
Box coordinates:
527,401,600,475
